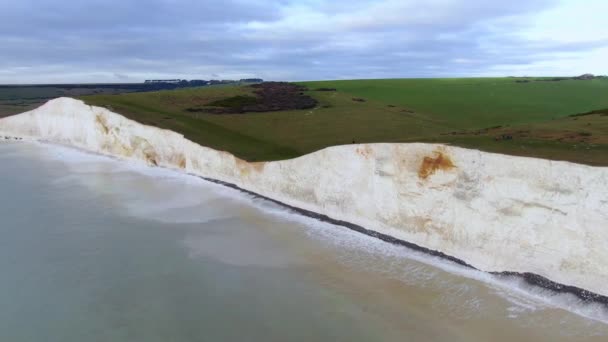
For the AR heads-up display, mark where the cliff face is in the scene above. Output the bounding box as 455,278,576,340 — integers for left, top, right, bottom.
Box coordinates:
2,97,607,297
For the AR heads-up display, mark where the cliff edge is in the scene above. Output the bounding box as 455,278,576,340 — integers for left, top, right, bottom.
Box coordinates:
1,97,607,300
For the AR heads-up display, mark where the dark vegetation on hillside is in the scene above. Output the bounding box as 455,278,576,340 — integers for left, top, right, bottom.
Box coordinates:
570,108,608,117
186,82,318,114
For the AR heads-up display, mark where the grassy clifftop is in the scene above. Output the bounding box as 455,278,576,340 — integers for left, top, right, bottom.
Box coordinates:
80,78,608,165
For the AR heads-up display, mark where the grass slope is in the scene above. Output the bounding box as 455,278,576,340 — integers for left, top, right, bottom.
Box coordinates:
302,78,608,129
79,78,608,165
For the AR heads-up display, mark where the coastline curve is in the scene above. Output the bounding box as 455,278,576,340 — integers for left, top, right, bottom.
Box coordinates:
1,97,607,304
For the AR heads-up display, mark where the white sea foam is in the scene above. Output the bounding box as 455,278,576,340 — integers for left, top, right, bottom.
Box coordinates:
230,189,608,326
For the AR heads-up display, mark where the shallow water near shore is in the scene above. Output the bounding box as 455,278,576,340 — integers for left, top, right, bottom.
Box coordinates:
1,142,607,342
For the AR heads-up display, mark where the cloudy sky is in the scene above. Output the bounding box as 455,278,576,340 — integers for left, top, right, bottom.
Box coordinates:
1,0,607,83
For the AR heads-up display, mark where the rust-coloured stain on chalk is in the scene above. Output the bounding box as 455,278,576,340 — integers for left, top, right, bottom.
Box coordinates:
236,158,266,176
418,150,455,179
356,146,373,159
95,114,110,135
176,154,187,169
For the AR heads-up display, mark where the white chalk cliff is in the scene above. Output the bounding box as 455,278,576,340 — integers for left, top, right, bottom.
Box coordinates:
1,98,607,297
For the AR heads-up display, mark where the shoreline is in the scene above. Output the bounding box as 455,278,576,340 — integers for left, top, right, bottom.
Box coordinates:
195,173,608,306
3,138,608,308
1,97,607,307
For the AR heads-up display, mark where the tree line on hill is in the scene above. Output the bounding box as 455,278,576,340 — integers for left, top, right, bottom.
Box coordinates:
144,78,263,88
514,74,606,83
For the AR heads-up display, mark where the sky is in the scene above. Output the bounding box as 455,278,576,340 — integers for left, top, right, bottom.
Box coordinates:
0,0,607,83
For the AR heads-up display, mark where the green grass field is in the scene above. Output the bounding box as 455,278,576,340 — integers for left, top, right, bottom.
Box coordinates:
302,78,608,128
78,78,608,165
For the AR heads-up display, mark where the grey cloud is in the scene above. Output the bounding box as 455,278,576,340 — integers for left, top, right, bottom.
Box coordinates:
114,73,130,80
0,0,604,83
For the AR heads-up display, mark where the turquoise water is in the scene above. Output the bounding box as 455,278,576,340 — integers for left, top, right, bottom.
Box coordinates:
1,142,607,342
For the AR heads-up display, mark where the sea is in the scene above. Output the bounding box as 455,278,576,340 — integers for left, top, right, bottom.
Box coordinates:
1,141,607,342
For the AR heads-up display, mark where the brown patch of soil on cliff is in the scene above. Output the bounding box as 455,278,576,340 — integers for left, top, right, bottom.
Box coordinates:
250,162,266,172
418,151,455,179
145,152,158,166
95,114,110,134
355,145,373,159
176,154,187,169
235,158,266,176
